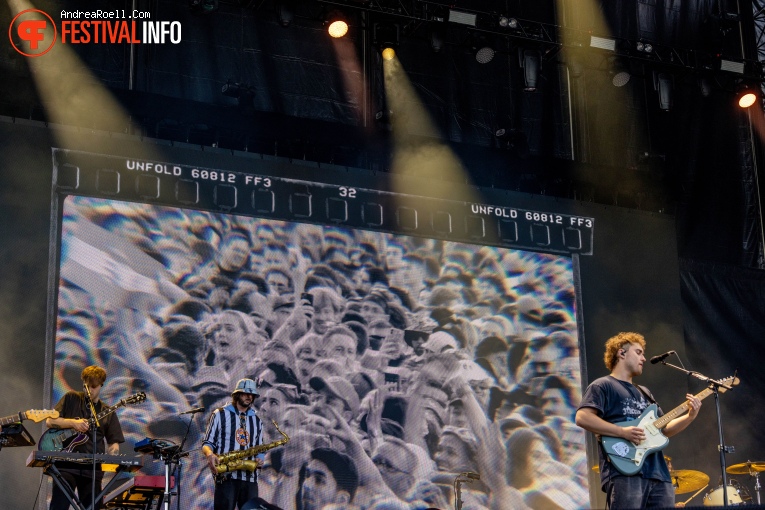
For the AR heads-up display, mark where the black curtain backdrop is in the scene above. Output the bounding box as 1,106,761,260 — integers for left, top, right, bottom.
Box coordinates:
680,259,765,478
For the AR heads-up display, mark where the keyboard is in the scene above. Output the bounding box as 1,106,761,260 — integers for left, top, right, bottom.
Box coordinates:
27,451,143,472
103,475,174,507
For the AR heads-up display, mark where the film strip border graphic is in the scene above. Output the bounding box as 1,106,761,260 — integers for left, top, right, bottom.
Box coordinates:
52,149,594,256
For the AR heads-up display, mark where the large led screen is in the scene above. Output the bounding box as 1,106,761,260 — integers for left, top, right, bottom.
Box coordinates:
51,194,588,509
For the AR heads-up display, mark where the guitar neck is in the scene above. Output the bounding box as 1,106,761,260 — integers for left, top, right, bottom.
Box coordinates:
653,386,714,429
95,402,123,422
0,413,23,426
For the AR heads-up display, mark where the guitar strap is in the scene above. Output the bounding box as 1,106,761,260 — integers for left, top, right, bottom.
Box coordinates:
635,384,657,405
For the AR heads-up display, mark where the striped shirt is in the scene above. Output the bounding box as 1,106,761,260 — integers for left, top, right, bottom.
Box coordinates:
203,404,264,482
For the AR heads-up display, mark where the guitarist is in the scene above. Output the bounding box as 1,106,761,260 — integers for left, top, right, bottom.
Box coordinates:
44,365,125,510
575,332,701,509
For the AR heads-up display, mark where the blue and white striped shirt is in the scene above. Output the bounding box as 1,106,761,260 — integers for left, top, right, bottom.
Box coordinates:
203,404,264,482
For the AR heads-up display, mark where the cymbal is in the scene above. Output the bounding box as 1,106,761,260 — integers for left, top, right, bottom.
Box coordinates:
670,470,710,495
727,461,765,474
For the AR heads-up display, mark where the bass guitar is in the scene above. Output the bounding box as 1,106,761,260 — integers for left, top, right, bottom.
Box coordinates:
602,376,738,475
38,392,146,452
1,409,59,426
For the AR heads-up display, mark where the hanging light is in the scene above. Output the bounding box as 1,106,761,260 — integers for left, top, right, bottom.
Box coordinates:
326,11,349,38
739,90,757,108
473,35,495,64
521,49,541,91
374,22,400,60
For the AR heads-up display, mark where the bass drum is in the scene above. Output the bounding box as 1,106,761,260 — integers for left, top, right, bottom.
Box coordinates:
703,485,744,506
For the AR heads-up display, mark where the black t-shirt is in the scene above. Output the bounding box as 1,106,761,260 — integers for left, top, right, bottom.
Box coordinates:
53,391,125,454
578,375,671,488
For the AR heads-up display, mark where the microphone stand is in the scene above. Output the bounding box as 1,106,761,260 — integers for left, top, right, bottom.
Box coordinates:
167,414,195,510
658,360,736,507
84,385,100,510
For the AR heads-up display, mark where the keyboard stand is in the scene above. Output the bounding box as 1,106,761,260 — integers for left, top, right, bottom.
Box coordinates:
44,462,136,510
44,463,87,510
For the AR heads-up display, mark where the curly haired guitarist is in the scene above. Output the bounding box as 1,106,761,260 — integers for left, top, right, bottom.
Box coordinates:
576,332,701,509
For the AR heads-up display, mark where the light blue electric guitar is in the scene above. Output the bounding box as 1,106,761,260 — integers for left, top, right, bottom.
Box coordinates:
602,376,738,475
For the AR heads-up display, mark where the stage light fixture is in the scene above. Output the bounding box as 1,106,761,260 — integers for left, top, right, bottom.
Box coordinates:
739,93,757,108
590,35,616,51
374,22,400,58
375,109,393,131
498,16,519,29
429,28,444,53
326,11,349,38
720,59,745,74
698,77,712,97
495,128,530,157
449,9,476,26
222,81,242,98
653,72,673,111
737,83,758,108
520,49,541,91
610,58,631,87
189,0,218,14
276,1,293,27
636,41,653,53
473,36,495,64
612,71,630,87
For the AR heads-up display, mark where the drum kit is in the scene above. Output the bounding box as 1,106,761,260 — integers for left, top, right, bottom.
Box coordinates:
670,460,765,506
593,458,765,506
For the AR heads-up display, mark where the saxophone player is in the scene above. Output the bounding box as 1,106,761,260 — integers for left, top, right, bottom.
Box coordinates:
202,378,265,510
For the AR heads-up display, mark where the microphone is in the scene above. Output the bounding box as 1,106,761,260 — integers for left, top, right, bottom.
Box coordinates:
180,406,205,415
462,472,480,480
83,383,92,400
650,351,676,364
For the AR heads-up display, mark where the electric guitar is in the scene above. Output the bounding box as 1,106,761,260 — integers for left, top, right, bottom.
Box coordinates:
1,409,59,426
602,376,739,475
38,392,146,452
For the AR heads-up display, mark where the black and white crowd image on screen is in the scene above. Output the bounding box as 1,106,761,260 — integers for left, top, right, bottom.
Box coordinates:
51,195,589,509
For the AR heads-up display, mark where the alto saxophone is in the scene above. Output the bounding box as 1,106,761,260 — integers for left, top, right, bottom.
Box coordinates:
215,420,290,481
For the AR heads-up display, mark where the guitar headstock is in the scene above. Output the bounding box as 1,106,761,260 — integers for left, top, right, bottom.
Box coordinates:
717,376,740,393
22,409,59,423
120,392,147,406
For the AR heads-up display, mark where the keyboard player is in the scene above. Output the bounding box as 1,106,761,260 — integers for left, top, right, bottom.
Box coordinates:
45,366,125,510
